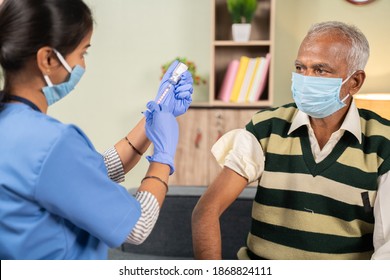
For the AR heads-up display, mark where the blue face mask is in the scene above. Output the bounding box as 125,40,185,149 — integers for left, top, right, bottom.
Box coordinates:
291,72,352,118
42,49,85,106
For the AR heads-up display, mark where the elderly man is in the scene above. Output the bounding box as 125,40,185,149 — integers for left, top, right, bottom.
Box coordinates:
192,21,390,260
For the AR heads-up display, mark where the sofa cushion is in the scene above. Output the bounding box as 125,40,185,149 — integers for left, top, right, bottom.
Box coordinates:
111,186,255,260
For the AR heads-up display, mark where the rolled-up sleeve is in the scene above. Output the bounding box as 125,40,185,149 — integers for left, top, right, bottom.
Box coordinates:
211,129,265,183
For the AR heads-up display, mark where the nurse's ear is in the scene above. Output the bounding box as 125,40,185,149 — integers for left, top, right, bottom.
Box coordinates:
36,47,61,76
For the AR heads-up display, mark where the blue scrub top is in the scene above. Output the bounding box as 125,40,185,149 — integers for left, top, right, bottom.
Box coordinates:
0,103,141,259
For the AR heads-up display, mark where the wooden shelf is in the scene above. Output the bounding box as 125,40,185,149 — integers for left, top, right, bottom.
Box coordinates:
170,0,275,186
210,0,275,107
191,100,272,109
213,40,272,46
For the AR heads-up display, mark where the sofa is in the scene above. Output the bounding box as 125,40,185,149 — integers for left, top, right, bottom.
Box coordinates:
108,186,256,260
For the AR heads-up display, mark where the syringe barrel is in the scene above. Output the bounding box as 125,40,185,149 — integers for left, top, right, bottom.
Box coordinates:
157,62,188,104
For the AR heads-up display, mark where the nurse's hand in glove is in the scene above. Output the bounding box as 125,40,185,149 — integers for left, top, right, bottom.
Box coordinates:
144,101,178,175
155,60,194,117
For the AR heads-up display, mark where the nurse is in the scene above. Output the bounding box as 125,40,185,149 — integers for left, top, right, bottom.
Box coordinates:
0,0,193,259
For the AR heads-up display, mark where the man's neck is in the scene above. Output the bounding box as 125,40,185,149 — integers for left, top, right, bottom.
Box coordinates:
309,105,349,149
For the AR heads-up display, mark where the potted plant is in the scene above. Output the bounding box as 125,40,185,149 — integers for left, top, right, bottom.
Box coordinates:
227,0,258,42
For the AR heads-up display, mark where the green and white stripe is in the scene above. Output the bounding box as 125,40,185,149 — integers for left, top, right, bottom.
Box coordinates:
241,104,390,259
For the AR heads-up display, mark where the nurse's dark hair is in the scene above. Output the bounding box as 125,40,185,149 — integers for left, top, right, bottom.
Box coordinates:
0,0,93,102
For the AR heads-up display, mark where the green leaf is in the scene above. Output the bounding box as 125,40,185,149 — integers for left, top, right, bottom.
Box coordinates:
226,0,258,23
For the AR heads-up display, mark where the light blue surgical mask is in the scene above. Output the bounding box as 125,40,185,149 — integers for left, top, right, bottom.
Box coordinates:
42,49,85,106
291,72,353,118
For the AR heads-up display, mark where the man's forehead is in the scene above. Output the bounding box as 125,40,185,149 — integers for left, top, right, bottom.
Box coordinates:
297,35,349,63
302,31,351,51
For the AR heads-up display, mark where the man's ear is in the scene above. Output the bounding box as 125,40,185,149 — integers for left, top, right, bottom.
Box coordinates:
36,47,60,75
349,70,366,96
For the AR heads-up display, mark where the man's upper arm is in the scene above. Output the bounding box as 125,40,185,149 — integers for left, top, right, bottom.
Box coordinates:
197,166,249,215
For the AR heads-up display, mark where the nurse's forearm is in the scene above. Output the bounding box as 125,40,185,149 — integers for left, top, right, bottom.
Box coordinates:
115,117,151,174
125,162,171,244
138,162,170,206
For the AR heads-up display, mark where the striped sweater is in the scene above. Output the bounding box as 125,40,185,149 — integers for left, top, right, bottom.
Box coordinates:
239,103,390,260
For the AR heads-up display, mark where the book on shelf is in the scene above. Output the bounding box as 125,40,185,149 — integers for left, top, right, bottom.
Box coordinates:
217,59,239,102
237,57,257,103
243,57,261,102
246,53,271,102
218,53,271,103
229,56,250,102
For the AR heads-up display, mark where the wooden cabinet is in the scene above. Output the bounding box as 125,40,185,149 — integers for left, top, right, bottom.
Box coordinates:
193,0,275,108
169,108,258,186
169,109,210,186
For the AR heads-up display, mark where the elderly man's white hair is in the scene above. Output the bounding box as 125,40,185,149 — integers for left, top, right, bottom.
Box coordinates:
306,21,370,75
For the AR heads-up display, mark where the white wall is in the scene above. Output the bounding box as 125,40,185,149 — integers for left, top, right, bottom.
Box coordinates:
26,0,390,188
48,0,211,189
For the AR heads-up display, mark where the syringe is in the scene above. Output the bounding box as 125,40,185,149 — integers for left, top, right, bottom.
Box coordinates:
156,62,188,104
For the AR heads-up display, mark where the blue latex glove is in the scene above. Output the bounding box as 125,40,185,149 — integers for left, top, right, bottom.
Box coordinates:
155,60,194,117
144,101,178,175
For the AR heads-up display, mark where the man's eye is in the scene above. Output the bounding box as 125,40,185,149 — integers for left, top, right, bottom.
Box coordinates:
315,68,326,74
